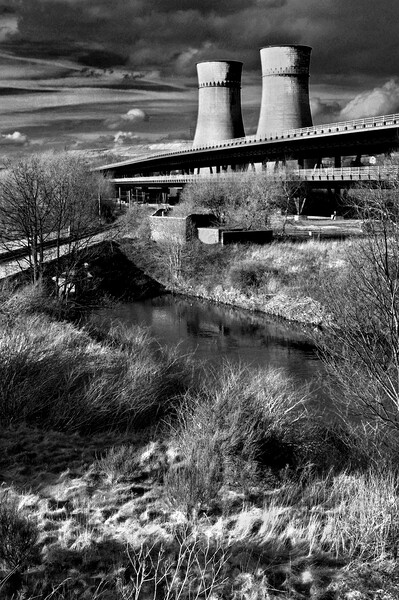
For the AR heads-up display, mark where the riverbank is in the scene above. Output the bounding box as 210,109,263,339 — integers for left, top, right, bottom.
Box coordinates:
172,282,326,326
118,237,347,326
1,288,399,599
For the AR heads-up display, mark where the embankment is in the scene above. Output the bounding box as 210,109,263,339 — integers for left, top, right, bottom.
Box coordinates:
117,237,348,326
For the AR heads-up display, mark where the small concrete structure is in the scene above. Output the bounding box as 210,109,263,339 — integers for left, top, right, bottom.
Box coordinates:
197,227,220,244
198,227,273,245
221,229,273,245
150,212,217,243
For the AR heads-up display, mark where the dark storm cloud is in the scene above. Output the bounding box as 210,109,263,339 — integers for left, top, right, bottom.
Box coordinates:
2,0,397,87
3,0,289,72
0,0,15,13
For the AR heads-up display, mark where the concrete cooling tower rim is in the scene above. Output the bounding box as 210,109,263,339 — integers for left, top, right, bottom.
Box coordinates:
195,60,243,65
259,45,312,50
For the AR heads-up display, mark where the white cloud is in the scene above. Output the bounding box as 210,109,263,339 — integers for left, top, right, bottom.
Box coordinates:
340,79,399,120
104,108,149,131
0,131,29,145
123,108,148,122
113,131,140,145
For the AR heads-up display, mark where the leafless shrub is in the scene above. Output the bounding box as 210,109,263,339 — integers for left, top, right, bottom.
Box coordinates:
318,178,399,432
118,528,229,600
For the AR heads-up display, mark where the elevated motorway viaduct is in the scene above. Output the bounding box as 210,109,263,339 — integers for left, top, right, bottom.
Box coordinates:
95,113,399,179
109,167,399,204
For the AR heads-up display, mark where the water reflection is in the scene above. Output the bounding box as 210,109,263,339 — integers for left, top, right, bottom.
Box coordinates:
93,294,322,385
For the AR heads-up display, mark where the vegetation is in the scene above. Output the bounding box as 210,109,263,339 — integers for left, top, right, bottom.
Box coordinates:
1,275,399,598
0,283,193,432
318,180,399,431
3,164,399,598
0,152,113,289
177,170,307,231
119,235,344,324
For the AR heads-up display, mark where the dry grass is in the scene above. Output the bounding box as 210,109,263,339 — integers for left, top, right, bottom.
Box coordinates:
3,441,399,599
1,413,399,598
0,308,193,432
2,285,399,598
165,364,308,516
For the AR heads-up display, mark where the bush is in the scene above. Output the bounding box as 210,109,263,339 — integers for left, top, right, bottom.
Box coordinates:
228,261,280,292
165,364,307,513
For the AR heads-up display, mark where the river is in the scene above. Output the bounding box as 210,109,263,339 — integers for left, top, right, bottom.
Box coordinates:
92,294,322,388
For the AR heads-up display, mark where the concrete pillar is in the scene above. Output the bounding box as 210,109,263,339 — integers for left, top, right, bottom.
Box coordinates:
334,155,342,168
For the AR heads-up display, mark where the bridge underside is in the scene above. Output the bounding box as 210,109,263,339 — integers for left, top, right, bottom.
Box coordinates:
112,167,399,208
96,113,399,212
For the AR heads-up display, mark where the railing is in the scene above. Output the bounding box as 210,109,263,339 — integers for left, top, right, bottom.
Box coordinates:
112,166,399,184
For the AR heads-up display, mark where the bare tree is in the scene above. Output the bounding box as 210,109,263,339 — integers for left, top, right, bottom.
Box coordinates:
0,152,112,291
319,177,399,429
179,172,282,229
273,168,307,233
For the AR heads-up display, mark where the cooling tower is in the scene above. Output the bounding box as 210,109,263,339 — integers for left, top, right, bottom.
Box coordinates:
193,61,245,147
256,45,313,139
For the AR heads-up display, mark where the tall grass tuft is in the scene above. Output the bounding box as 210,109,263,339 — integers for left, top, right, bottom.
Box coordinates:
0,491,39,571
0,311,194,432
319,468,399,561
165,364,308,514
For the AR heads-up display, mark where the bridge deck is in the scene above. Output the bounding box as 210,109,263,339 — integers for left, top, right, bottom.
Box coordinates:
95,112,399,173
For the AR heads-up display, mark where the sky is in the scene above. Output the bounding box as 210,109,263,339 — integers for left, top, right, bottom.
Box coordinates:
0,0,398,160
